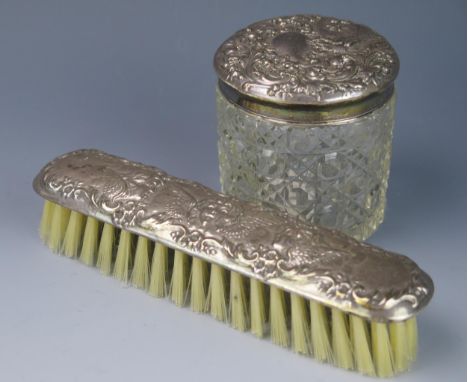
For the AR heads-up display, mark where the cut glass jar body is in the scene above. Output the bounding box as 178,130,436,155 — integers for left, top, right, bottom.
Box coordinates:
216,87,396,241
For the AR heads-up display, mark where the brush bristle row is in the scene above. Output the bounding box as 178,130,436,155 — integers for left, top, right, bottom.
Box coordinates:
207,264,228,322
190,257,208,313
113,230,133,281
270,286,289,347
350,314,376,376
39,202,419,376
291,294,310,355
170,250,189,307
131,236,150,289
249,278,266,338
97,223,115,275
80,216,99,266
62,211,85,258
47,204,70,253
149,242,168,298
230,272,248,331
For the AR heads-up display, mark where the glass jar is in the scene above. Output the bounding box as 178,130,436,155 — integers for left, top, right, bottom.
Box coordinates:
213,15,399,240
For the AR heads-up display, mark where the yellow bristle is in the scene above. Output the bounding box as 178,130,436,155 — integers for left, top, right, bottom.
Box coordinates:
331,308,353,370
190,257,208,313
97,224,115,275
270,286,289,347
250,278,266,338
310,301,333,363
39,200,54,242
207,264,228,322
79,216,99,266
291,294,310,355
131,236,150,290
61,210,85,258
350,315,375,376
148,242,168,298
37,199,422,378
229,272,248,331
170,250,189,306
113,230,133,282
47,204,71,253
390,320,409,373
406,317,418,362
371,321,394,377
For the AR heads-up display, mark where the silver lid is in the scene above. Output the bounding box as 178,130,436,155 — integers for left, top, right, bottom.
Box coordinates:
214,15,399,106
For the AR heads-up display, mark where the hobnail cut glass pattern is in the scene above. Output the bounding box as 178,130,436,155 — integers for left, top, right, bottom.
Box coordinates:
216,88,395,241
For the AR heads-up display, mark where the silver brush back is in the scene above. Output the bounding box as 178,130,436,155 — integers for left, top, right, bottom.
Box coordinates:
33,149,433,322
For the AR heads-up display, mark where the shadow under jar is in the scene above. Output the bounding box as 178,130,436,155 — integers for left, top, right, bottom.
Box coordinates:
214,15,399,241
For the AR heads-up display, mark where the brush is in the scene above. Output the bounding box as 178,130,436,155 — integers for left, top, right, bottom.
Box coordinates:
33,149,434,377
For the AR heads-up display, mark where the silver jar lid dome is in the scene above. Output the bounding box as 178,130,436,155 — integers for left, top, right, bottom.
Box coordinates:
214,14,399,107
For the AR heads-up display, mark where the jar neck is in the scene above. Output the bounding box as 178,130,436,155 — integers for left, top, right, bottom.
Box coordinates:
218,81,394,125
